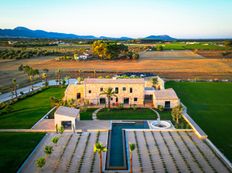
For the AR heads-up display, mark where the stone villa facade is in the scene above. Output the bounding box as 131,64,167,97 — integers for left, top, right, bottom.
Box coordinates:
64,77,179,108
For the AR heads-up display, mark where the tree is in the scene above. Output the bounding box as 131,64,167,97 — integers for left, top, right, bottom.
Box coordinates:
224,40,232,48
41,72,48,86
50,96,63,108
94,142,107,173
11,78,17,98
36,157,46,168
99,87,117,109
65,75,71,85
55,69,62,85
92,40,128,59
151,77,159,89
77,77,84,84
171,105,183,124
129,143,136,173
44,145,53,156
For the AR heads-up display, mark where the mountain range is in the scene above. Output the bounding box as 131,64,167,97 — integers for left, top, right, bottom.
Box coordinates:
0,27,176,41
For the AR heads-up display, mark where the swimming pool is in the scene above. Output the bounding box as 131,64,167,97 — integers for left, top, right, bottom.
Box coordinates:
105,121,149,170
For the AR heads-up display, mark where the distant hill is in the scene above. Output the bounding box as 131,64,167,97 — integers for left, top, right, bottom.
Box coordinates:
0,27,97,39
0,26,176,40
144,35,176,41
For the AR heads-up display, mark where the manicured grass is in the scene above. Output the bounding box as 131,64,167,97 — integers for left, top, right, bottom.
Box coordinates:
0,87,65,129
0,132,45,173
97,108,157,120
166,81,232,161
80,108,97,120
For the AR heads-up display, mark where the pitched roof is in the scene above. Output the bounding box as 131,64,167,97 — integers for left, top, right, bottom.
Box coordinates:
84,78,144,84
55,106,80,118
153,88,179,100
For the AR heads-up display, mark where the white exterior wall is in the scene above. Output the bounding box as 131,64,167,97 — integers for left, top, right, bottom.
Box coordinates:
54,114,79,130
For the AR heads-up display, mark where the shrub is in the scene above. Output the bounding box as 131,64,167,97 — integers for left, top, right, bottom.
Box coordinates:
132,104,137,110
80,106,88,112
36,157,46,168
58,125,64,134
44,145,53,155
118,103,124,109
157,105,164,112
51,136,59,145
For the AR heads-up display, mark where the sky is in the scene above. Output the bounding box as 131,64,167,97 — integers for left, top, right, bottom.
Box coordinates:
0,0,232,38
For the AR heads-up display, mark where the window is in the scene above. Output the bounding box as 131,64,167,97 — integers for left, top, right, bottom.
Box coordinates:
115,87,119,94
77,93,81,99
100,88,103,92
88,90,91,94
111,97,113,101
130,88,133,93
134,97,138,102
116,98,118,102
124,98,129,104
123,87,126,91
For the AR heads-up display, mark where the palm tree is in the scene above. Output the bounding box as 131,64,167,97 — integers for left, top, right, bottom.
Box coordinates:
55,69,62,85
152,77,158,89
11,78,17,98
41,72,48,86
94,142,107,173
29,75,34,91
129,143,136,173
99,87,117,109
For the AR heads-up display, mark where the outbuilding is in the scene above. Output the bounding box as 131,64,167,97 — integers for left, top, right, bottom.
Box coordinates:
54,106,80,130
153,88,180,109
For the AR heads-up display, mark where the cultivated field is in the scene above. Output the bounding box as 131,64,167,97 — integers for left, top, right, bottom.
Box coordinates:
166,81,232,162
140,50,204,60
1,50,232,92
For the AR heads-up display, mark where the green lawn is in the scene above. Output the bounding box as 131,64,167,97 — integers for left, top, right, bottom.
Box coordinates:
166,81,232,161
0,132,45,173
97,108,157,120
80,108,97,120
97,108,169,120
0,87,65,129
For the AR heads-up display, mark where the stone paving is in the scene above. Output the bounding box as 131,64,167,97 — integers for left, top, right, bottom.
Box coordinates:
19,131,231,173
127,131,231,173
19,132,108,173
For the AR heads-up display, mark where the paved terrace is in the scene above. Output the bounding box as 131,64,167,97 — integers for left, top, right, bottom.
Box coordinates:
19,132,108,173
127,130,231,173
18,130,231,173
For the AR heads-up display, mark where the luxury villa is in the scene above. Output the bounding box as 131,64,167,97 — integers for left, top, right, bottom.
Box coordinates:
64,77,180,109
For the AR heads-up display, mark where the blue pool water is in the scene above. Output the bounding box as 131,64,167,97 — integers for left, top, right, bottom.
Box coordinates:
106,121,149,170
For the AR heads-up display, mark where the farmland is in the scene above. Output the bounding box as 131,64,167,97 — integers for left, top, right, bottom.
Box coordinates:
0,41,232,93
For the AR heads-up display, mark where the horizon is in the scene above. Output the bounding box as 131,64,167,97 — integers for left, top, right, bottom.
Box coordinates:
0,0,232,39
